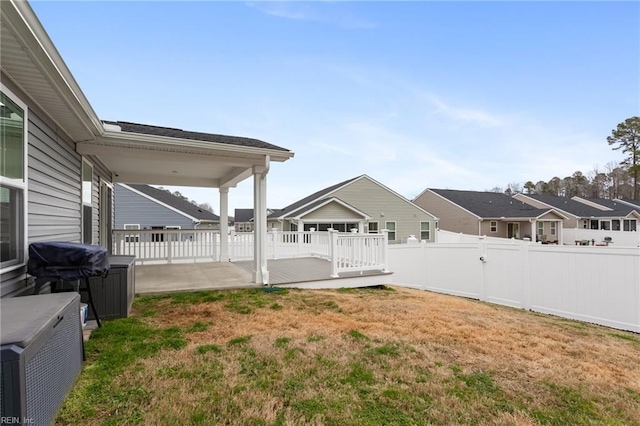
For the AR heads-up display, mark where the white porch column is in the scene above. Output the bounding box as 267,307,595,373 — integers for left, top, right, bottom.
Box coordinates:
219,187,229,262
253,157,270,285
558,220,564,245
531,219,537,242
358,221,365,233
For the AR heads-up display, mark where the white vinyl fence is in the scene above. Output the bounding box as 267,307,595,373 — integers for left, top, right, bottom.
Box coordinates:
389,238,640,332
563,228,640,247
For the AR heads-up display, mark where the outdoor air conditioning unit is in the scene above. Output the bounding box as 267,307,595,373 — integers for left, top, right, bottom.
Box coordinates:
1,293,83,425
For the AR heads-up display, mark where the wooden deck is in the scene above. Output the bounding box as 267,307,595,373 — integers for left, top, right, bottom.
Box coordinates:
136,257,392,294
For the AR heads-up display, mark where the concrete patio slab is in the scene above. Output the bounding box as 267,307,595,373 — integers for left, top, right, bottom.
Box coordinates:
136,262,256,295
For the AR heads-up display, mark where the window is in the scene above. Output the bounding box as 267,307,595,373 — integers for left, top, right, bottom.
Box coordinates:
124,224,140,243
368,221,379,233
82,159,93,244
624,220,637,232
600,221,610,231
537,222,544,236
167,225,181,242
490,221,497,233
0,88,27,272
612,220,621,231
385,221,396,241
420,222,430,241
550,222,556,235
151,226,165,242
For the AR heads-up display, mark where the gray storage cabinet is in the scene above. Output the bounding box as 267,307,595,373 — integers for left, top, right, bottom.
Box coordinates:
85,255,136,320
0,293,83,424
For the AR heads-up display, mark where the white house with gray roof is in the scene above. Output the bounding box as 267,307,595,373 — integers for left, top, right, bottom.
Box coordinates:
267,175,439,243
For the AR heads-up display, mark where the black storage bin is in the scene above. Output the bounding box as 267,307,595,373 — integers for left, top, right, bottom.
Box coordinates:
83,255,136,320
0,293,83,424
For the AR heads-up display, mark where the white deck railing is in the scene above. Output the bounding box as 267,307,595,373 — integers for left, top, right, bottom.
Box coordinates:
229,230,332,260
112,229,389,275
330,230,388,277
113,229,219,263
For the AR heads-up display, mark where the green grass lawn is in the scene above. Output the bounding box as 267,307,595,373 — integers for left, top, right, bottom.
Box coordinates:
56,286,640,425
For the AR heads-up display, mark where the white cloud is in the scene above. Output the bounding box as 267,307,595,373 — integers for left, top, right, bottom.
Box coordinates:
246,2,377,29
430,96,504,128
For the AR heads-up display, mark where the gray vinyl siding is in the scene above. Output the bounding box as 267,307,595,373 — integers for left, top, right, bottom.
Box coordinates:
1,76,113,297
1,90,81,296
302,202,364,221
331,177,436,242
413,190,480,236
114,184,196,230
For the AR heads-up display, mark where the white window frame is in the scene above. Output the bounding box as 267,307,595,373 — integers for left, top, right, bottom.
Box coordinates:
624,219,637,232
537,222,544,236
385,221,397,241
550,222,557,235
99,178,114,251
420,221,430,241
0,84,28,274
82,158,94,244
600,220,611,231
124,224,140,243
166,225,181,242
490,221,497,233
368,221,379,233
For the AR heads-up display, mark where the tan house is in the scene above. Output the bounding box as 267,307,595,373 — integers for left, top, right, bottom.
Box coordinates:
268,175,438,243
514,194,640,232
413,189,567,243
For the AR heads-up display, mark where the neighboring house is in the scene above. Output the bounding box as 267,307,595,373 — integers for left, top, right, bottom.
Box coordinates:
267,175,438,243
514,194,640,232
413,189,567,242
234,209,255,232
0,0,293,295
115,184,221,238
233,208,279,232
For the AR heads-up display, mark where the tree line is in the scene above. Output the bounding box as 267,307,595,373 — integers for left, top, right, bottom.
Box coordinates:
492,117,640,200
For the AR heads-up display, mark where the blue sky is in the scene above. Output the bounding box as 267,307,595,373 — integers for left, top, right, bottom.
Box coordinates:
31,1,639,214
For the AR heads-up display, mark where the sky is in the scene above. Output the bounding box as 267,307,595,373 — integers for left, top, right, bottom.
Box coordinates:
31,1,640,215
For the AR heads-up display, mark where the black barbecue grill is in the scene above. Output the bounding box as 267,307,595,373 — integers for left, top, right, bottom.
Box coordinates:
28,242,110,327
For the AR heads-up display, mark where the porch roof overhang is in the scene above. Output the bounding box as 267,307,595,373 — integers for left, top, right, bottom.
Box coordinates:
78,128,294,188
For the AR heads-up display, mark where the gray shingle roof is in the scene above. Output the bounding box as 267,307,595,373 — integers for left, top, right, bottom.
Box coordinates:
103,121,290,152
431,189,551,218
272,176,362,218
234,209,255,223
576,197,639,215
524,194,634,218
127,184,220,221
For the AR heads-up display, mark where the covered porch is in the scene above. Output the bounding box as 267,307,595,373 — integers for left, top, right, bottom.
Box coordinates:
79,121,295,285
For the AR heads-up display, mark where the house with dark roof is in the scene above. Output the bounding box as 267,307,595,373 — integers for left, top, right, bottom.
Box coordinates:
413,189,567,243
115,184,220,236
267,175,438,243
233,208,280,232
1,0,293,296
514,194,640,232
